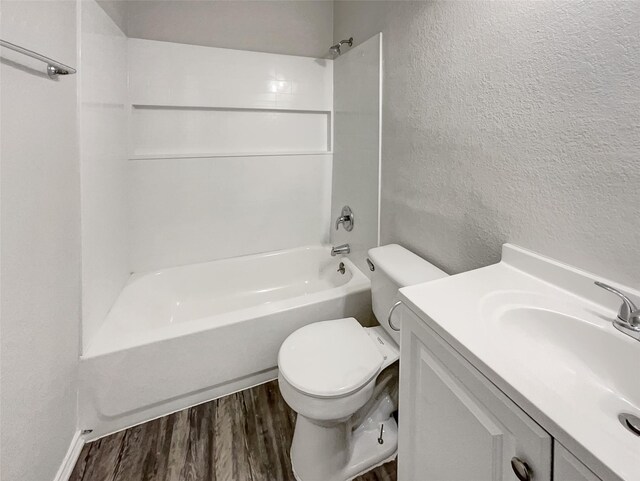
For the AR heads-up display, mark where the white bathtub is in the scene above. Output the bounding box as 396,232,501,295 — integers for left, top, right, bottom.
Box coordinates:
79,245,371,438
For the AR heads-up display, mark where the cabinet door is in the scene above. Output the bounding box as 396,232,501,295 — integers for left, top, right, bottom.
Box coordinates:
398,306,552,481
554,443,602,481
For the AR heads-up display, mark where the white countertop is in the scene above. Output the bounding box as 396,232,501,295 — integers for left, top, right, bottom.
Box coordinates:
399,244,640,481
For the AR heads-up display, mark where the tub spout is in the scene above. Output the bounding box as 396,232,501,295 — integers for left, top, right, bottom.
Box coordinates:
331,244,350,256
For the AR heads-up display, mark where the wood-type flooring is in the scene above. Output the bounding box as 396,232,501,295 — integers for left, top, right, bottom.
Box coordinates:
70,380,397,481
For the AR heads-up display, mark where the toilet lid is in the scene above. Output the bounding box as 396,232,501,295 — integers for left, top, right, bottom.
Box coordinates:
278,318,384,398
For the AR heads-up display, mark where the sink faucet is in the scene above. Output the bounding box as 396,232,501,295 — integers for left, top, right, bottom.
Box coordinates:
331,244,350,256
594,281,640,341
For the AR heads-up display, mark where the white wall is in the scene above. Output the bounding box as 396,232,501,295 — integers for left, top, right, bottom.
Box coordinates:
119,0,333,58
80,0,129,351
127,40,333,272
0,1,81,480
331,34,381,276
334,1,640,286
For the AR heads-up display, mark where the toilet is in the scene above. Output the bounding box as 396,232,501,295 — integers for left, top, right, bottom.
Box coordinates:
278,244,448,481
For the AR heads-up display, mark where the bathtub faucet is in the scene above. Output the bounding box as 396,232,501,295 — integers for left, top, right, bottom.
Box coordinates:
331,244,350,256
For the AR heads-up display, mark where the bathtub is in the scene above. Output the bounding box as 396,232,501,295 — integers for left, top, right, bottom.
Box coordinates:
79,245,372,438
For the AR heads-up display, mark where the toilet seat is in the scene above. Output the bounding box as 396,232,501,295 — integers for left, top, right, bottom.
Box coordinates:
278,318,384,398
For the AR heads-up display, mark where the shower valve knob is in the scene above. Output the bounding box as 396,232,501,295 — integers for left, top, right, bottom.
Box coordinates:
335,206,354,231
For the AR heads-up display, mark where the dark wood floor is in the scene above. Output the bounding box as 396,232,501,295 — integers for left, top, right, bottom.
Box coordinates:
70,380,397,481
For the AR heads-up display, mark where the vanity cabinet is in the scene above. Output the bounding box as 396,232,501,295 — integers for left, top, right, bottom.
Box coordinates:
398,306,552,481
554,443,603,481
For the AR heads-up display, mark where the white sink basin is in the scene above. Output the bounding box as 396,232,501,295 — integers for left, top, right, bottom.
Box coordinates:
400,244,640,481
491,302,640,410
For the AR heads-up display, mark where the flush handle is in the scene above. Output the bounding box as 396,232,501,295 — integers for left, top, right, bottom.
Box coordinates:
510,457,533,481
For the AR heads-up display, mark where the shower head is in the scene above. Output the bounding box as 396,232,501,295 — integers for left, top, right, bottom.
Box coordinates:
330,37,353,56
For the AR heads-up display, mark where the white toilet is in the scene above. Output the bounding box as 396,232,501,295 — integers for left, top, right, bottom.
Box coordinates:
278,244,448,481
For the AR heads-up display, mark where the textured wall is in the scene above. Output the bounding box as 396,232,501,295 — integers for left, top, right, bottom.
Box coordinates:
334,1,640,286
104,0,333,58
0,1,81,479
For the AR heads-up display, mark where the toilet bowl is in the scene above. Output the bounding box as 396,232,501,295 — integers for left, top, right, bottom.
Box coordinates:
278,244,448,481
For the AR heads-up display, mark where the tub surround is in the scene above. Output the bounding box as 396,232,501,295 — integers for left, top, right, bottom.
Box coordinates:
127,39,333,113
125,39,334,274
128,154,332,273
81,36,335,352
331,33,382,278
79,25,349,445
80,0,130,351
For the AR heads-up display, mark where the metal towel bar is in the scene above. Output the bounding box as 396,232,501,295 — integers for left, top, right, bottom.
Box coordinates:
0,38,77,78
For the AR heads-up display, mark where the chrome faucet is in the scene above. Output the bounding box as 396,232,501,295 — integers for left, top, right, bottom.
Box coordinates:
331,244,350,256
594,281,640,341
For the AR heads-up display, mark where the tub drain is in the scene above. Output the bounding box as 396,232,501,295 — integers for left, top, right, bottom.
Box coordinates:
619,413,640,437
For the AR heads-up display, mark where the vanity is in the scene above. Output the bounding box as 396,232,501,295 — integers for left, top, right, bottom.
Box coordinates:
396,245,640,481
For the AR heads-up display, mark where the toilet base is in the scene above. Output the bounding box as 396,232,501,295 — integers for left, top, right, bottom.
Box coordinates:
344,416,398,480
290,408,398,481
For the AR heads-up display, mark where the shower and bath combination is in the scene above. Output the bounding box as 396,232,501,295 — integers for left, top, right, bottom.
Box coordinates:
330,37,353,55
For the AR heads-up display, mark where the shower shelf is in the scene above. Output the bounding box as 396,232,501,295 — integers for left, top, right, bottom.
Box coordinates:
129,151,333,160
130,104,332,159
131,103,331,115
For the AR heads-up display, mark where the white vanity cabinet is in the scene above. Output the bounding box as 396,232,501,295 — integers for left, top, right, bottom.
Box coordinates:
554,443,603,481
395,244,634,480
398,306,552,481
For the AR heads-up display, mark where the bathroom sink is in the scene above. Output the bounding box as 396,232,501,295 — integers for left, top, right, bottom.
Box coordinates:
399,244,640,481
492,304,640,410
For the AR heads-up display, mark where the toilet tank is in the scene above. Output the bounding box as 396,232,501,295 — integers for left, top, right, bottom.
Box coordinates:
368,244,448,342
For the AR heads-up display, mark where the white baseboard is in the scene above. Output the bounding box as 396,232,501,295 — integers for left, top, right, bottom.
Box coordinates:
53,430,84,481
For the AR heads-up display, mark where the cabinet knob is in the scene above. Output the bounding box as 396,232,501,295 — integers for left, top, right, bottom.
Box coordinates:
511,457,533,481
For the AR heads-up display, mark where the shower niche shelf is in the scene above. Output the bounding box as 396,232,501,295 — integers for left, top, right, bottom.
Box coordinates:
129,151,333,161
130,104,332,159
